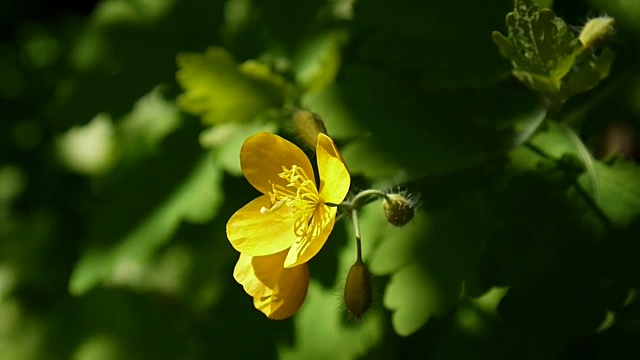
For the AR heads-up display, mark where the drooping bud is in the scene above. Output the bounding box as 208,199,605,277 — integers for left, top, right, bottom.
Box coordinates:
343,259,372,319
382,193,415,226
291,110,327,150
579,16,615,50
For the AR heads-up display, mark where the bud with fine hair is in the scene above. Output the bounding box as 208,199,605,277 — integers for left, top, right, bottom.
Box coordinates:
579,16,615,50
343,259,372,319
382,193,415,227
291,110,327,150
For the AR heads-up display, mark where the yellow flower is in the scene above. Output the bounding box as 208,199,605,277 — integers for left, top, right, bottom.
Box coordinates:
227,132,350,319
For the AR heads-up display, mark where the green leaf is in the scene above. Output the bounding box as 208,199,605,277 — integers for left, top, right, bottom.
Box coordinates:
56,113,119,176
279,281,384,360
199,120,278,176
579,158,640,227
117,86,182,158
528,123,640,227
302,65,546,180
368,211,468,336
492,0,581,102
292,29,348,92
175,47,294,124
69,149,223,295
561,47,615,100
368,172,496,335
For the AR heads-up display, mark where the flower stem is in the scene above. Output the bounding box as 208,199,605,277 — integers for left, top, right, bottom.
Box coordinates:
351,207,363,262
559,123,600,204
340,189,388,210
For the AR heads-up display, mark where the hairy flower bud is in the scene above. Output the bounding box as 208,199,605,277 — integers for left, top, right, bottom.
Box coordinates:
579,16,615,49
343,259,372,319
382,193,415,226
291,110,327,151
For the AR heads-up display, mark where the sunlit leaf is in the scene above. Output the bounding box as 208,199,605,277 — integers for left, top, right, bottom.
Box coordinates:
493,0,615,106
368,212,464,336
492,0,581,102
580,158,640,227
176,47,294,124
530,123,640,227
69,150,223,295
368,172,496,336
117,86,182,158
56,114,118,176
279,281,384,359
292,29,348,92
199,119,278,175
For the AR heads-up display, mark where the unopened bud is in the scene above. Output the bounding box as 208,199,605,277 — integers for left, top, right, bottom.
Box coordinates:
291,110,327,150
343,259,372,319
382,193,415,226
579,16,615,49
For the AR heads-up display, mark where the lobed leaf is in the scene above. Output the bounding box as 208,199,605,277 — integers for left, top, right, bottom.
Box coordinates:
492,0,581,101
529,123,640,227
493,0,614,105
176,47,294,124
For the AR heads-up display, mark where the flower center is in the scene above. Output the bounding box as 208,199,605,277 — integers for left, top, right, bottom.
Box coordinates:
260,165,327,239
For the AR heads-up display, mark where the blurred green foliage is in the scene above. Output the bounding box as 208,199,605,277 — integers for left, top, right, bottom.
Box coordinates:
2,0,640,359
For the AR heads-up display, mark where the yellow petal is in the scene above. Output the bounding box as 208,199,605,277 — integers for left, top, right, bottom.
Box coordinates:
283,206,337,268
316,133,350,204
233,251,287,298
254,262,309,320
241,132,315,196
227,195,297,256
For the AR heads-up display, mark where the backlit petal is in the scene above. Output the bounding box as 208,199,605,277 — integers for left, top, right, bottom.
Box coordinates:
254,263,309,320
283,206,337,268
316,133,350,204
241,132,315,196
227,195,297,256
233,251,287,298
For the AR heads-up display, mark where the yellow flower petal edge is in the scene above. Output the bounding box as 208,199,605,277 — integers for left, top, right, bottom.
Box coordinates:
240,132,315,196
316,133,351,204
233,251,285,298
227,195,297,256
254,263,309,320
233,251,309,320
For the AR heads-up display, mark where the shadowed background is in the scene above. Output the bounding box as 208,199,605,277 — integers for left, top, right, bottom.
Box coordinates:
1,0,640,359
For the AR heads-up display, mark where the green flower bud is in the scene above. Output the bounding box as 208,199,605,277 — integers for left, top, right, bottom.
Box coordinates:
579,17,615,49
291,110,327,151
343,259,372,319
382,193,415,226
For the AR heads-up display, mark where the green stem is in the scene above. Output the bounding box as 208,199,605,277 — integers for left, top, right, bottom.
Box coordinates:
560,123,600,204
351,208,363,262
340,189,388,210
